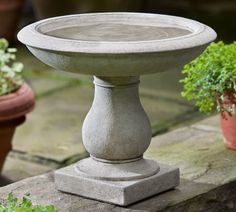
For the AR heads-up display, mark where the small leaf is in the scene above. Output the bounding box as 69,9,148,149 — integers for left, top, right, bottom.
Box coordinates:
7,48,17,53
12,62,23,73
0,38,8,50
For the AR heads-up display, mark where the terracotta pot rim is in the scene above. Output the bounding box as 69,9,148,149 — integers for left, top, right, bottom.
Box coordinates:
0,83,35,121
217,91,236,107
0,85,21,100
0,83,31,101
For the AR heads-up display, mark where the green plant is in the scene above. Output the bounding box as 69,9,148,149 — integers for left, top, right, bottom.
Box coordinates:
180,41,236,114
0,38,23,96
0,193,55,212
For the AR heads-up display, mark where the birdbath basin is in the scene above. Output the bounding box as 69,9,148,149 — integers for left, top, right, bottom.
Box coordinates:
18,13,216,206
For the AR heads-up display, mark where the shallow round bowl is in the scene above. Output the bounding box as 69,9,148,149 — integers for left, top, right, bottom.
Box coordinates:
18,12,216,76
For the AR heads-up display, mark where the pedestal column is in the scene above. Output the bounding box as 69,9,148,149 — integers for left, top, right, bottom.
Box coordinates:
77,76,159,180
83,76,151,161
55,76,179,206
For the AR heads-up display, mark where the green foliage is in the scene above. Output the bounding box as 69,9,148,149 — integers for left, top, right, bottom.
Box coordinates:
0,38,23,96
180,41,236,114
0,193,55,212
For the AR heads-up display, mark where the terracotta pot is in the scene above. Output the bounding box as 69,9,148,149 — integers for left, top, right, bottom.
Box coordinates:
0,0,25,43
220,112,236,150
0,83,34,171
220,93,236,150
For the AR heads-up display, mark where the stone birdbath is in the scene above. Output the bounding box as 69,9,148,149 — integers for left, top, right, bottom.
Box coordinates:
18,13,216,206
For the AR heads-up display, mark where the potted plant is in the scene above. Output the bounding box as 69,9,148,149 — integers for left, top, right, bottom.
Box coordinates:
180,41,236,149
0,38,34,172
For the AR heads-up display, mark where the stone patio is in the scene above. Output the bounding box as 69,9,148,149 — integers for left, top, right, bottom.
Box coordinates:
1,45,204,182
1,115,236,211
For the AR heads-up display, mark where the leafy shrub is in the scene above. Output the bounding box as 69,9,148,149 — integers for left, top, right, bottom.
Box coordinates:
0,38,23,96
180,41,236,114
0,193,55,212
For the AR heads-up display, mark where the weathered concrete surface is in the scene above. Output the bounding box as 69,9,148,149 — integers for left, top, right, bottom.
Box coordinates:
2,157,53,182
0,117,236,212
1,173,235,211
55,163,179,206
192,115,220,131
18,13,216,76
1,115,236,211
0,173,222,212
145,115,236,186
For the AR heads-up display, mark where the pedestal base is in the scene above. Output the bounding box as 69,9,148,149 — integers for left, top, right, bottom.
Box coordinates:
55,162,179,206
75,157,160,181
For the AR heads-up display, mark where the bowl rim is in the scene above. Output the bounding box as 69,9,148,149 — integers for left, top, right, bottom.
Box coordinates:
18,12,217,54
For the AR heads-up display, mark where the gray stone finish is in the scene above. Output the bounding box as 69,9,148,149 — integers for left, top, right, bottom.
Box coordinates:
17,12,216,206
82,77,152,161
55,163,179,206
2,157,53,182
46,23,191,42
18,13,216,76
75,157,159,181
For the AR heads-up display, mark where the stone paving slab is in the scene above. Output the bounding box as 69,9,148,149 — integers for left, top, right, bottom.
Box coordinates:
192,115,220,130
27,77,73,98
1,157,53,182
1,115,236,211
0,173,216,212
145,118,236,186
13,85,93,162
141,93,192,127
140,70,190,104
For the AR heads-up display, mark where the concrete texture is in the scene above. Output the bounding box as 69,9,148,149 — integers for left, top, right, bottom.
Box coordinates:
18,13,216,55
0,115,236,211
75,157,159,181
54,76,180,205
55,163,179,206
82,77,152,161
145,115,236,186
2,156,52,182
0,173,217,211
17,13,216,78
1,44,204,183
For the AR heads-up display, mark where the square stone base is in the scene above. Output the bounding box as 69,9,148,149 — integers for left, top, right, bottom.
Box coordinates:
55,163,179,206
